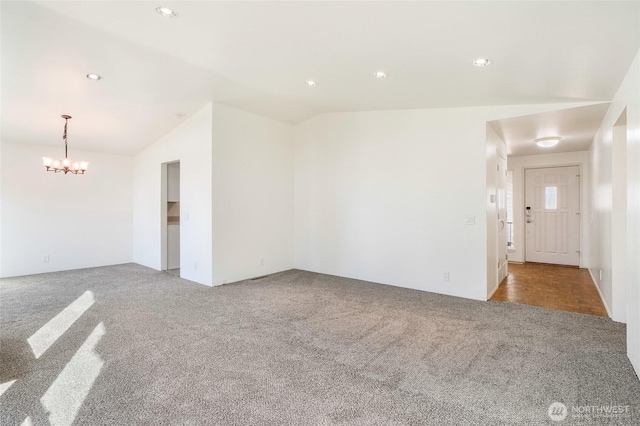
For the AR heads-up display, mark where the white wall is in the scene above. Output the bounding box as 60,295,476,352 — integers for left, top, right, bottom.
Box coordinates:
0,141,133,277
211,103,294,285
294,103,592,301
133,103,213,286
624,51,640,378
507,151,590,268
0,141,3,276
612,120,627,323
132,102,294,287
589,99,631,324
589,50,640,376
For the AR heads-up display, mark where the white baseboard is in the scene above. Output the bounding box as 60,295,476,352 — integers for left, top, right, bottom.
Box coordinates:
588,268,612,318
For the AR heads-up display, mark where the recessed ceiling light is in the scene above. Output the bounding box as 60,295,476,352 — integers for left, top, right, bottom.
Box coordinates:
535,136,561,148
472,58,491,67
156,6,178,18
86,73,102,81
374,71,387,79
305,80,317,87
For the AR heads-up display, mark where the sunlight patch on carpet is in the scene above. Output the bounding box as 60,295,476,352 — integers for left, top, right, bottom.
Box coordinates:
40,322,105,426
27,291,95,358
0,380,16,397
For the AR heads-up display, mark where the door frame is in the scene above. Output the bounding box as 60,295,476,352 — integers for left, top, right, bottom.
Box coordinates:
497,151,508,284
522,163,583,267
160,162,168,271
160,160,180,271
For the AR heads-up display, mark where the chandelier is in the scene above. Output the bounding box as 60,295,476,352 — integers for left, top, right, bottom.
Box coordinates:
42,115,89,174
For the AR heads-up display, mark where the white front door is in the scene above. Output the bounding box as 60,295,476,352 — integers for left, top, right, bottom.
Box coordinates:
525,166,580,266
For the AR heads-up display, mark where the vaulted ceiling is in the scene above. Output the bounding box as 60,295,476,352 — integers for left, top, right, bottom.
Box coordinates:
2,1,639,155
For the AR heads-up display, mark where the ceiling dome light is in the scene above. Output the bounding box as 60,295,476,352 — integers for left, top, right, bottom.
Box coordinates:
305,80,317,87
374,71,387,79
156,6,178,18
86,73,102,81
535,136,561,148
472,58,491,67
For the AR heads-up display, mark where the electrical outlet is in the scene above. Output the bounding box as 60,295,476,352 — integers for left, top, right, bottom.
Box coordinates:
194,261,198,271
260,257,264,266
442,271,450,281
42,254,49,263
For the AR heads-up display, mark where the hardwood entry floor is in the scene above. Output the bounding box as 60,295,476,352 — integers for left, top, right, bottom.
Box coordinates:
491,262,608,317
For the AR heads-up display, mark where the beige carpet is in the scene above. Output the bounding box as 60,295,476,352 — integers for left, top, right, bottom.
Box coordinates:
1,264,639,425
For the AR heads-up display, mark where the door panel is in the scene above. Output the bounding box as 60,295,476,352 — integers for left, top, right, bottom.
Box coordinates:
525,166,580,266
545,212,557,252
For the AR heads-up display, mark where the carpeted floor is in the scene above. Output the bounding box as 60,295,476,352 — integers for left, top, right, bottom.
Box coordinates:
1,264,639,425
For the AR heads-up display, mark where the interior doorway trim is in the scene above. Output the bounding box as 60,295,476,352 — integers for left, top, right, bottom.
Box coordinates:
160,162,168,271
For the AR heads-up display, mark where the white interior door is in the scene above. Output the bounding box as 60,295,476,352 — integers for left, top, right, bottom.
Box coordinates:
497,152,508,283
525,166,580,266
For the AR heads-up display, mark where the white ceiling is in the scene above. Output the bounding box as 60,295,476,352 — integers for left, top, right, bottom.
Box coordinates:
2,1,639,155
488,103,611,157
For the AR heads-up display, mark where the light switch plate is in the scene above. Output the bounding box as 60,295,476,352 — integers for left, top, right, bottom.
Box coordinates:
465,215,476,225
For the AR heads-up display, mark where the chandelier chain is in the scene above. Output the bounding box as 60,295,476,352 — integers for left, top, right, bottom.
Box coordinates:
63,117,69,159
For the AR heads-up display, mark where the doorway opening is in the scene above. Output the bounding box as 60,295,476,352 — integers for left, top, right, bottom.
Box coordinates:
492,164,607,316
506,169,514,249
487,104,613,316
161,161,180,275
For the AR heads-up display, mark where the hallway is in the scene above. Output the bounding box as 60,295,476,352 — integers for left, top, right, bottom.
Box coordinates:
491,262,608,317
